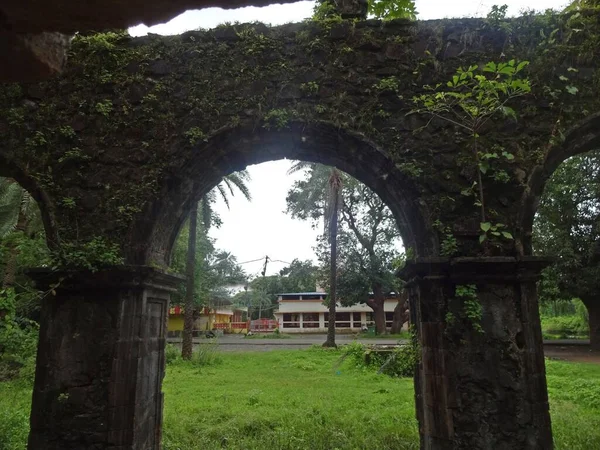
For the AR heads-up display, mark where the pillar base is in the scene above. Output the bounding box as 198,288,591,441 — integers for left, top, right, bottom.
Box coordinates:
400,257,553,450
27,266,183,450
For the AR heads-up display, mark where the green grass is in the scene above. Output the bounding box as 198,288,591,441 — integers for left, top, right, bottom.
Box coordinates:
1,350,599,450
0,379,31,450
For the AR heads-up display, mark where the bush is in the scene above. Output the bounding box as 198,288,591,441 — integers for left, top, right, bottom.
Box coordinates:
0,288,39,382
165,344,181,365
342,341,418,378
190,341,222,368
541,314,588,339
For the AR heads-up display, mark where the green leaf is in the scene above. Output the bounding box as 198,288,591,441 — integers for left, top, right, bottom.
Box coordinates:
480,222,491,232
479,234,487,243
501,231,513,239
559,75,568,82
491,231,501,236
501,106,516,119
566,85,578,95
483,62,496,72
516,61,529,72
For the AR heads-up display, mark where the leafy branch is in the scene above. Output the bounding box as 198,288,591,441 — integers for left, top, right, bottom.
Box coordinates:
412,60,531,245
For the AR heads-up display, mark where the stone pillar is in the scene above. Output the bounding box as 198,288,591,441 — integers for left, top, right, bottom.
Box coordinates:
27,267,182,450
319,312,325,330
399,257,553,450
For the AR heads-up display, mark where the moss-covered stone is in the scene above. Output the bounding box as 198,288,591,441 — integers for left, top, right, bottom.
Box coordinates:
1,11,600,266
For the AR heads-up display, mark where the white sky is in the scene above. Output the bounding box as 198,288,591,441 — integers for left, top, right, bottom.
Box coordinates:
129,0,567,277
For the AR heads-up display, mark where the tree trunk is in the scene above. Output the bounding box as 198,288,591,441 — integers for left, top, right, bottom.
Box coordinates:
323,181,339,348
391,290,409,334
368,284,387,335
182,202,198,360
584,299,600,351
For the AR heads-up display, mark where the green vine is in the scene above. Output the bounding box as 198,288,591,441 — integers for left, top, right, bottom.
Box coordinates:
413,59,531,248
455,284,483,334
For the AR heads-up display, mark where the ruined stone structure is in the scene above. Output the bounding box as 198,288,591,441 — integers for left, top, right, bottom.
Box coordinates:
2,9,600,449
0,0,299,82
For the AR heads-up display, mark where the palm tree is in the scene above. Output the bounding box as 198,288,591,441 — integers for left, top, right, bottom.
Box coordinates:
287,162,342,348
181,171,252,359
0,178,42,288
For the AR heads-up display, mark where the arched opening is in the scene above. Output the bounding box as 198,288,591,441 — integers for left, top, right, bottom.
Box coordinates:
141,122,422,446
159,156,417,447
0,174,50,439
129,122,436,266
0,154,58,254
525,113,600,351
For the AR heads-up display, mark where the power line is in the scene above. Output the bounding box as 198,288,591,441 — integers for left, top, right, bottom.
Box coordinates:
237,256,267,265
237,256,293,266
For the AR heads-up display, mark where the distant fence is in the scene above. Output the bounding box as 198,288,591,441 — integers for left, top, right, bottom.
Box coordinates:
250,319,278,332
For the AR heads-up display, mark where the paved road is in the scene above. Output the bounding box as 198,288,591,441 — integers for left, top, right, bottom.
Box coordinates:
166,334,594,354
167,334,402,351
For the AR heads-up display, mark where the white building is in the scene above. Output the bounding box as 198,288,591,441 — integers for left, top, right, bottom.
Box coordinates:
273,292,401,333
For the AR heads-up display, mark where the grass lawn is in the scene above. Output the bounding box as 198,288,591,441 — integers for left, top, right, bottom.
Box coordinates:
1,349,599,450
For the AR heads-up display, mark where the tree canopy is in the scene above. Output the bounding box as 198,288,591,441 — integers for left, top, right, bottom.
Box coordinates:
286,164,403,333
534,152,600,348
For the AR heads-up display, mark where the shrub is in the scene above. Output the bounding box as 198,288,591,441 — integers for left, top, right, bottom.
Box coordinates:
541,314,588,339
0,288,39,382
165,344,181,365
190,341,222,367
342,341,418,378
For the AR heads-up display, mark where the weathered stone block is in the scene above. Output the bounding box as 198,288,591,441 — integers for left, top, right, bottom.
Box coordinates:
27,267,181,450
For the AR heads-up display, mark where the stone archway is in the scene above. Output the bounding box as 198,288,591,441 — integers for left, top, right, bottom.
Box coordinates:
520,113,600,352
520,112,600,254
135,121,435,266
0,153,58,252
4,9,600,449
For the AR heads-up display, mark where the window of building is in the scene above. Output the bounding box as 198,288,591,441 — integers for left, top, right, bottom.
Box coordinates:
303,313,320,328
385,311,394,327
283,313,300,328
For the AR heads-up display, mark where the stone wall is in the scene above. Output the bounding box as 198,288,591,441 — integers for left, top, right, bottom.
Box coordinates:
0,0,299,82
27,267,180,449
1,12,600,267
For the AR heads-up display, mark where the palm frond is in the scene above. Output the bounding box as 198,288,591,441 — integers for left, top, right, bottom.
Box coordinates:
216,184,231,210
287,161,316,175
224,172,252,201
0,178,23,237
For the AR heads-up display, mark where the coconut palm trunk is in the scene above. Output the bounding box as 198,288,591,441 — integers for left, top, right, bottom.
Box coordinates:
180,171,252,358
323,169,341,348
182,201,198,360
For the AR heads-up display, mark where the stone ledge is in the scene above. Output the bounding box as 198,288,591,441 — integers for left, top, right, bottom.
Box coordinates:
26,265,184,292
398,256,554,283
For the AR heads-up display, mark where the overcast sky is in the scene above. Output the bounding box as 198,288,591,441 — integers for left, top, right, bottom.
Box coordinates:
129,0,567,278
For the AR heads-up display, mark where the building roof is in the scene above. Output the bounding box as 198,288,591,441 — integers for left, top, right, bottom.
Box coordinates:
278,291,400,300
277,292,325,296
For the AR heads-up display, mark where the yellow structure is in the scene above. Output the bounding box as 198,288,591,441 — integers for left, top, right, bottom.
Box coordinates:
167,304,248,336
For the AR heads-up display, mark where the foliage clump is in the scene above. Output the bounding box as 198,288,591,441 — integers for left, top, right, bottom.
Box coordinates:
343,341,418,377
